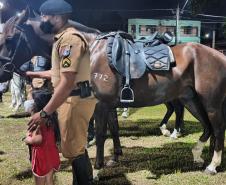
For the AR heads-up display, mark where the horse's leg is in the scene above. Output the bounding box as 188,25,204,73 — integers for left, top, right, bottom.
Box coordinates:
180,88,212,166
106,108,122,167
159,102,174,136
204,105,226,174
87,115,95,147
170,100,185,139
94,102,108,169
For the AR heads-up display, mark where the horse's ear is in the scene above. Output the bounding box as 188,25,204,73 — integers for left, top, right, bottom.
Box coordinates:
17,7,30,25
32,10,40,18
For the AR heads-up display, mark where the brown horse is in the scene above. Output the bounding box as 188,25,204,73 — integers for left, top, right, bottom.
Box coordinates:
89,25,226,175
0,10,226,175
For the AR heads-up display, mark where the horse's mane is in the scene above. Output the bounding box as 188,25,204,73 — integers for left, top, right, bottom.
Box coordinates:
68,20,101,34
3,16,18,34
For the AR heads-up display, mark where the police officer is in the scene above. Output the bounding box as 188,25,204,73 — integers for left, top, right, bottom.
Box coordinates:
28,0,96,184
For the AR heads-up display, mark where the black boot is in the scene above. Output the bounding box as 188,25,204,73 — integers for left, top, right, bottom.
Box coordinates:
72,150,93,185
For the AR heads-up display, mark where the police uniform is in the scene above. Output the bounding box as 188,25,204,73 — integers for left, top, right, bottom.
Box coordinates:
52,27,96,159
40,1,96,184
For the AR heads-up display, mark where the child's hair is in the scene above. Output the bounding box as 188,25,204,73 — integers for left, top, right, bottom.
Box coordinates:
32,89,52,113
32,89,61,142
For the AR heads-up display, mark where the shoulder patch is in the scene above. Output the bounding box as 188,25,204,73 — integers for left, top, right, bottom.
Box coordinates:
59,45,71,58
62,58,71,68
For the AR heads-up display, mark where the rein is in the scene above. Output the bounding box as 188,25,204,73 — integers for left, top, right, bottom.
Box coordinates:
0,25,33,75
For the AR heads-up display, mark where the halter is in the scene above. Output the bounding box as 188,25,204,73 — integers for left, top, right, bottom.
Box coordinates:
0,25,33,75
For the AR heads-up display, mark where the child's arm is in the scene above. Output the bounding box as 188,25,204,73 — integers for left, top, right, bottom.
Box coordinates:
24,126,43,145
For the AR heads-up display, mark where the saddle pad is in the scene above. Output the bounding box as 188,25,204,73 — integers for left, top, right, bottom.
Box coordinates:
143,44,174,71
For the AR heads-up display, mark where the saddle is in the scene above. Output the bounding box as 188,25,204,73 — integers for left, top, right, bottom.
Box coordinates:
97,31,175,103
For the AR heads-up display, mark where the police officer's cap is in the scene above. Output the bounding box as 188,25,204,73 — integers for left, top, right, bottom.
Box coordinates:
40,0,73,15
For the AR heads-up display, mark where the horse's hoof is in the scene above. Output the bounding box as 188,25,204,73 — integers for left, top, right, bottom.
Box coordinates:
160,126,171,137
170,129,181,139
204,167,217,175
170,134,178,139
122,112,128,118
93,169,101,181
106,159,119,167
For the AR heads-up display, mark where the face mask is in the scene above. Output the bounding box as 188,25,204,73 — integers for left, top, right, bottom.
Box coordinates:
40,20,54,34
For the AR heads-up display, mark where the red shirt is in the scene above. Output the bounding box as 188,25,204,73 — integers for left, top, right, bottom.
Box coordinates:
31,123,60,177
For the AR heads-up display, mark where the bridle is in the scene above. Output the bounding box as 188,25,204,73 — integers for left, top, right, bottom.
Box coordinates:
0,24,33,75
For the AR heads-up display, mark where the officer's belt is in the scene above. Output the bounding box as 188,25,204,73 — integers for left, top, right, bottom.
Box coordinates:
69,89,80,96
69,87,92,96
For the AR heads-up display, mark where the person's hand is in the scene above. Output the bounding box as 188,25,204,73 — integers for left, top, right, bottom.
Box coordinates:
25,71,33,77
27,112,45,131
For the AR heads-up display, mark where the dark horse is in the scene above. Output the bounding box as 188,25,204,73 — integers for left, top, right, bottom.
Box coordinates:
0,10,226,175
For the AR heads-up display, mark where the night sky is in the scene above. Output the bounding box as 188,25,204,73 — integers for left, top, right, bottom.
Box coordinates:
4,0,226,13
2,0,226,31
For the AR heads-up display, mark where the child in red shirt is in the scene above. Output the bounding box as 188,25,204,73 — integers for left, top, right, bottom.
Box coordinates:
24,90,60,185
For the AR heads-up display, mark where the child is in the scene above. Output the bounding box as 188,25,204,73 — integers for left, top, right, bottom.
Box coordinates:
24,90,60,185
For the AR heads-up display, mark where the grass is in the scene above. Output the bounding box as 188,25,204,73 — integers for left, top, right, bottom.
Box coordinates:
1,92,226,185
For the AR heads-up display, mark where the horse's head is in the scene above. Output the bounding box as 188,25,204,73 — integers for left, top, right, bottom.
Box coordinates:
0,8,53,82
0,8,32,82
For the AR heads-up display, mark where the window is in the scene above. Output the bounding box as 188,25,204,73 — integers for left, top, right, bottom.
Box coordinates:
181,26,198,37
139,25,157,36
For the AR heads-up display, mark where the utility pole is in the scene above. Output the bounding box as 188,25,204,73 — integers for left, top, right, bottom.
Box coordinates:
212,30,216,48
175,4,180,45
175,0,190,45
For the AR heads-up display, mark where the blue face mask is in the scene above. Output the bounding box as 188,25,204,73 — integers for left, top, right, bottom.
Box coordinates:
40,20,54,34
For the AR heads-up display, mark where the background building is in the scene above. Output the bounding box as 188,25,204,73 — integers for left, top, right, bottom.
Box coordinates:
128,18,201,45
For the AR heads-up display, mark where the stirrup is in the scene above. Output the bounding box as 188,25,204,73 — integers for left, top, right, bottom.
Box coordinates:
120,85,134,103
